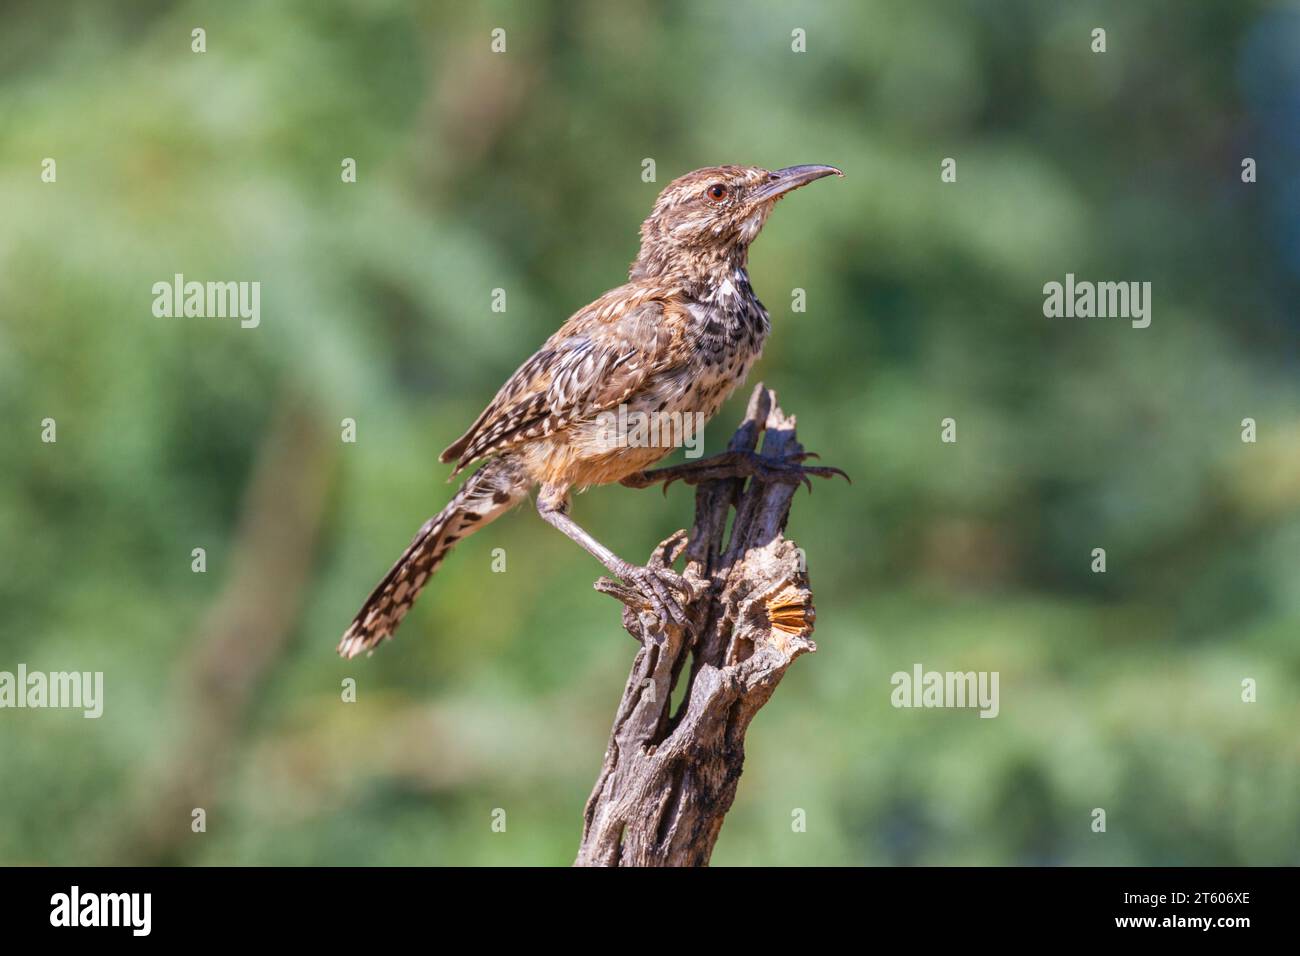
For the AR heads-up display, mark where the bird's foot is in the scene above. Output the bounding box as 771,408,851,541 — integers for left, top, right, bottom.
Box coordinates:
595,531,697,632
623,449,850,494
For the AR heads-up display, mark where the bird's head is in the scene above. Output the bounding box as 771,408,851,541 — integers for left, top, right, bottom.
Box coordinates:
631,164,843,281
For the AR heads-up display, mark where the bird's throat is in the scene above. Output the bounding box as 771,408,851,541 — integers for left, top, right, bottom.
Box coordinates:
630,240,751,296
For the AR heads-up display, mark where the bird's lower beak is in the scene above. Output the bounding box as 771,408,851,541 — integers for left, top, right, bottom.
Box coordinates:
751,164,844,202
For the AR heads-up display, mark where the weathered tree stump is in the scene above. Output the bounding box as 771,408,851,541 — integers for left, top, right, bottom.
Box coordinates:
575,384,820,866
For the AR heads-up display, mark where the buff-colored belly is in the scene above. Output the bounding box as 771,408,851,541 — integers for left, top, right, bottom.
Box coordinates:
522,356,756,492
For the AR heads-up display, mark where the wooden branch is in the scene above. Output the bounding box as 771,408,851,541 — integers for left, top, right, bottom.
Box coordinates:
575,384,818,867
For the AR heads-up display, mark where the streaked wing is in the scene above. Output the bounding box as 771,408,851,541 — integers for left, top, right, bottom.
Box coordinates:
440,287,682,472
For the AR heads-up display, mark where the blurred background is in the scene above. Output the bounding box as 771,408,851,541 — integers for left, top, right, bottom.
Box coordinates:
1,0,1297,866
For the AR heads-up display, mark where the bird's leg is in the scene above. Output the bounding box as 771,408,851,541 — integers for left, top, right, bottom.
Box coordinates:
621,449,849,494
535,495,696,627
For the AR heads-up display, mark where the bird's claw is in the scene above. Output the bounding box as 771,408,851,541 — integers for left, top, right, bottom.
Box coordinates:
595,531,697,632
751,454,851,493
638,449,850,494
619,564,694,628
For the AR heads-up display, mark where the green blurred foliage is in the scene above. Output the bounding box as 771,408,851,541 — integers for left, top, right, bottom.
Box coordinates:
1,0,1297,865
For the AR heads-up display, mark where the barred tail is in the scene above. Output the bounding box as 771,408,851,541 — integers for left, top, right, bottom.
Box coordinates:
338,455,531,658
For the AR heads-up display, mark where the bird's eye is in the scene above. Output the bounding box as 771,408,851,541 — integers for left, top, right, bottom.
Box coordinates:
705,183,729,203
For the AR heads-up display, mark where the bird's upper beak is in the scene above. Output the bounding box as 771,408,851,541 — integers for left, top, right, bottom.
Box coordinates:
751,164,844,203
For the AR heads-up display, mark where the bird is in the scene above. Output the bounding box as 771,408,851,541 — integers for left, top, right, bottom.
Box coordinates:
339,163,844,659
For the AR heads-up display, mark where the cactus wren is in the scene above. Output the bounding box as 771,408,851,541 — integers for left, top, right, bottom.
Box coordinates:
340,164,843,658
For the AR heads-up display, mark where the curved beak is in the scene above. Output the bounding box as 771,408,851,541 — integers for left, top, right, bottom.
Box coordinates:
751,164,844,202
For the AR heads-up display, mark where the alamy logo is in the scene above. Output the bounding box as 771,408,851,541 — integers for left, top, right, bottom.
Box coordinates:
151,273,260,328
1042,273,1151,328
890,663,999,718
50,886,151,936
0,664,103,718
592,404,706,458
